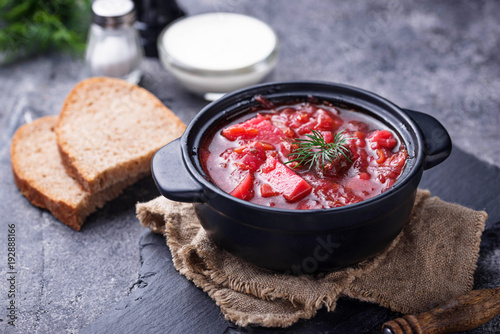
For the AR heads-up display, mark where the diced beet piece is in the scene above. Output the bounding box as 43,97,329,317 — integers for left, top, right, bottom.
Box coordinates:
291,112,311,125
260,156,312,202
359,172,371,180
296,125,313,135
351,131,366,148
279,140,295,157
353,130,367,140
322,153,353,177
278,107,296,118
315,111,334,130
295,109,343,135
234,154,265,171
270,114,295,138
367,130,397,150
260,183,279,197
315,109,343,131
233,141,273,154
230,173,254,200
230,142,271,172
222,114,285,144
320,131,334,143
261,154,278,173
244,114,268,126
387,149,407,168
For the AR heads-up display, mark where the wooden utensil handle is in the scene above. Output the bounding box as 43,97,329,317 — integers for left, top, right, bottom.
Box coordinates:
382,287,500,334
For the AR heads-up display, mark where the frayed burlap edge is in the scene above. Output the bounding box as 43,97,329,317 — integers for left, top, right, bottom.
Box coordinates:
167,225,405,328
136,190,487,327
137,196,407,328
343,195,487,315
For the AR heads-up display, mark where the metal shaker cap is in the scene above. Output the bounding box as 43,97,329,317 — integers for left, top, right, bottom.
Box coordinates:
92,0,136,28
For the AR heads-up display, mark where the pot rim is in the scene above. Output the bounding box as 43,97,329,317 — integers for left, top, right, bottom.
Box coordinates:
178,80,426,215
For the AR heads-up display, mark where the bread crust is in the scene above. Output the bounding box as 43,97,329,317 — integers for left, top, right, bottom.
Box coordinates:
11,116,145,231
11,117,83,230
12,78,186,230
56,77,186,193
12,170,83,230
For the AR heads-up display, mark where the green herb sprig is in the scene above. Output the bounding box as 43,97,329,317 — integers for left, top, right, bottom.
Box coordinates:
0,0,91,64
284,129,352,175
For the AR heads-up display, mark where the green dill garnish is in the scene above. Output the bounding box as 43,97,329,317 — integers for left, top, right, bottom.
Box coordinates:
284,129,352,175
0,0,91,63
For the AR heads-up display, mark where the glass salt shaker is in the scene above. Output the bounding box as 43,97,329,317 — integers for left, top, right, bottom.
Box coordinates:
85,0,143,84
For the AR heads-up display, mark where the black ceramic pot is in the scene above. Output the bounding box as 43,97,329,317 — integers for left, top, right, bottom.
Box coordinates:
152,81,451,273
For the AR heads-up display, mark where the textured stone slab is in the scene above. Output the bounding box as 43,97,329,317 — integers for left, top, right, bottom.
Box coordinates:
0,0,499,333
80,147,500,334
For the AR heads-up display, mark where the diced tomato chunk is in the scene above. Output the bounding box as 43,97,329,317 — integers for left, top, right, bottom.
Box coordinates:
260,156,312,202
230,173,254,200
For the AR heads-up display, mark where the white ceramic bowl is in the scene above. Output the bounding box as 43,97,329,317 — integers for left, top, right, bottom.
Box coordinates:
157,13,279,100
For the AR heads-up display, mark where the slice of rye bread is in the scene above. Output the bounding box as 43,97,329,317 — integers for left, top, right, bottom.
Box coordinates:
11,116,143,231
56,77,186,193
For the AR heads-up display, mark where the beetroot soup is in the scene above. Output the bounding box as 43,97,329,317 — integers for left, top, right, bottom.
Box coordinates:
200,98,407,210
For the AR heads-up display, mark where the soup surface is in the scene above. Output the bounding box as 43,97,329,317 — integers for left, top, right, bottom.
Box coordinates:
200,98,407,210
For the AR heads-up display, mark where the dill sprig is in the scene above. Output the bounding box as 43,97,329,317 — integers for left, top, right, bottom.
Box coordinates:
0,0,91,64
284,129,352,175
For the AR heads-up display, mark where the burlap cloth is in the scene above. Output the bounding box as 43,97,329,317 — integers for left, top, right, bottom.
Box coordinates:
136,189,487,328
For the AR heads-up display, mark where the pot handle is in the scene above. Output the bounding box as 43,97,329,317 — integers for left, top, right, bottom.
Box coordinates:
403,109,452,170
151,138,205,203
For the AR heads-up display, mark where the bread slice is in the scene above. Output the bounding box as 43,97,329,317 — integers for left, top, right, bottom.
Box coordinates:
56,77,186,193
11,116,142,231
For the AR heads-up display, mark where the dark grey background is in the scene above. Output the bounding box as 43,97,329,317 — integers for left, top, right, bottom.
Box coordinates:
0,0,499,333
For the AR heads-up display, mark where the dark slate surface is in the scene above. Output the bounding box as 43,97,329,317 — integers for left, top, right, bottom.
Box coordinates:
80,147,500,334
0,0,499,333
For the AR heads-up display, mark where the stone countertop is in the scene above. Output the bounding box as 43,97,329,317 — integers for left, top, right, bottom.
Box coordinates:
0,0,499,333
